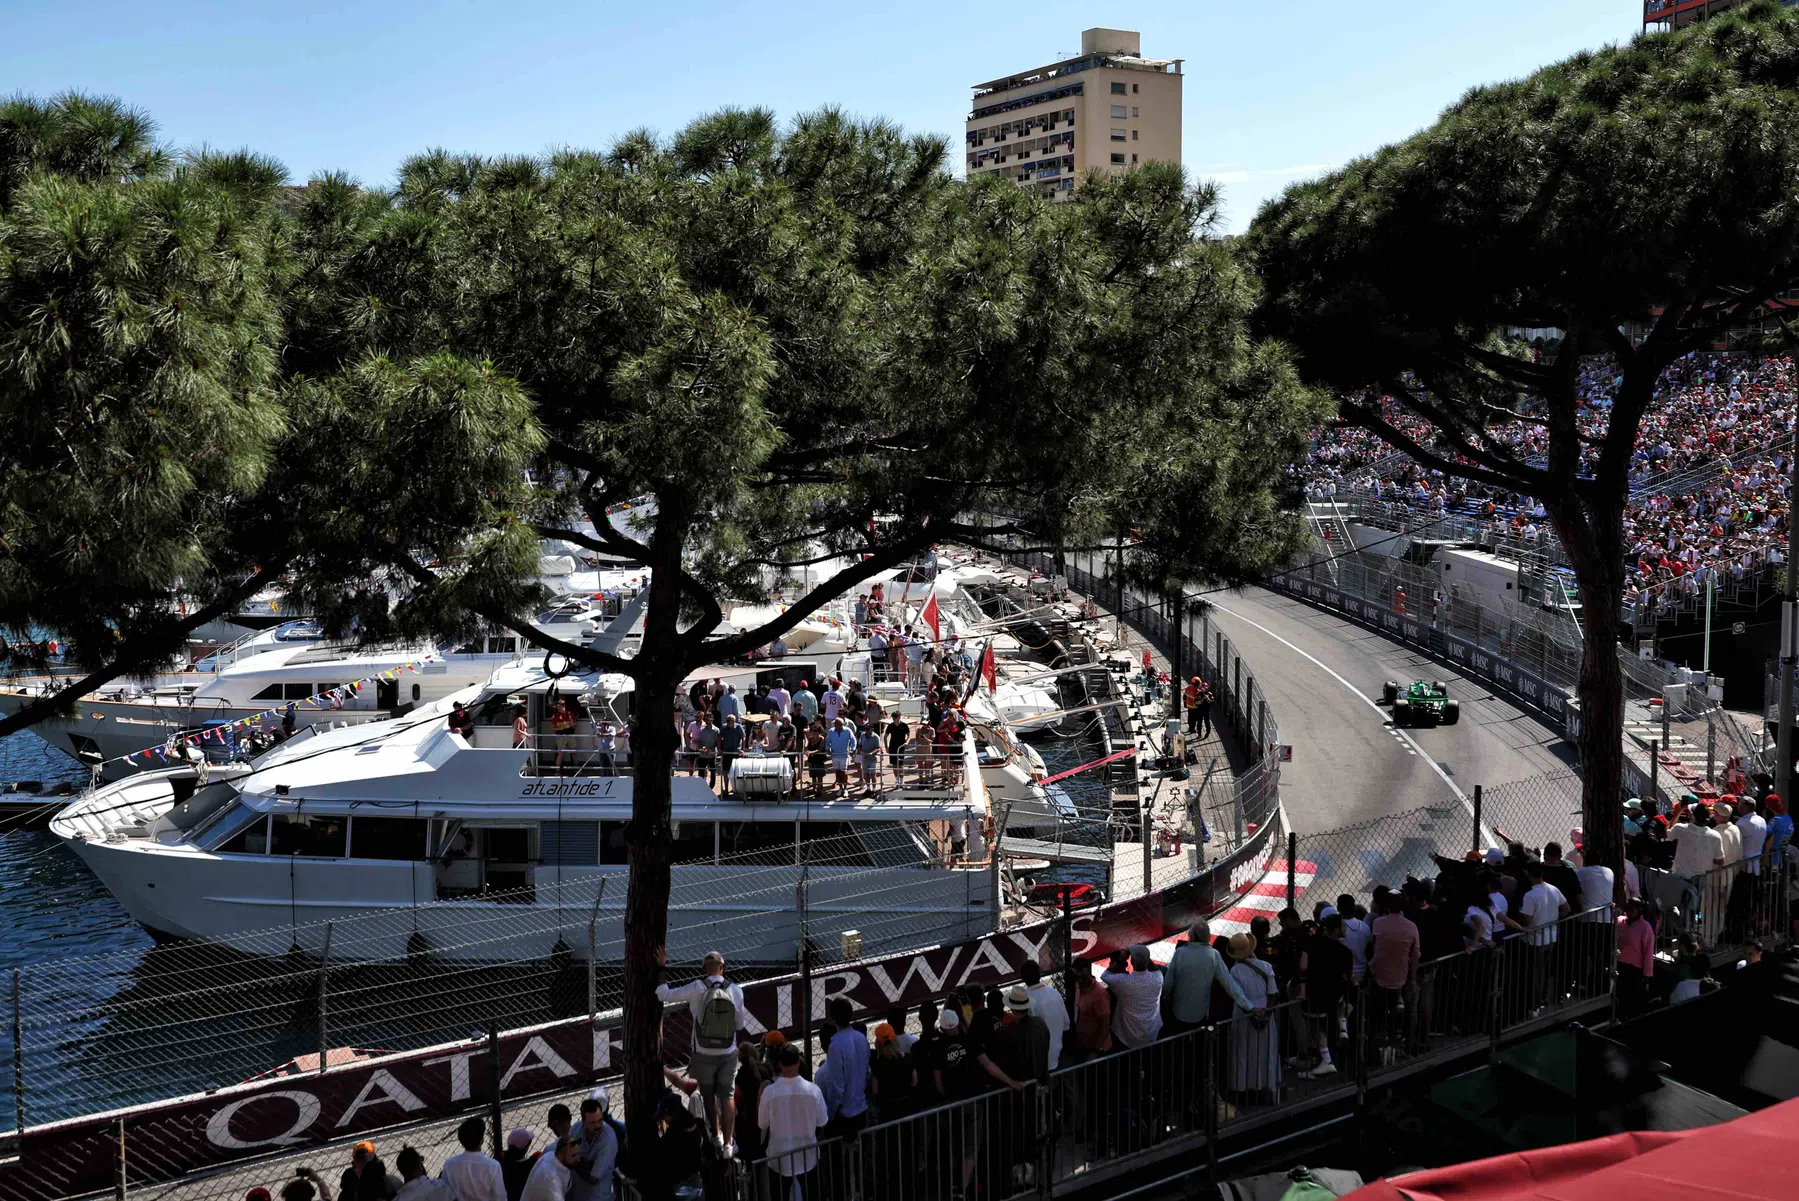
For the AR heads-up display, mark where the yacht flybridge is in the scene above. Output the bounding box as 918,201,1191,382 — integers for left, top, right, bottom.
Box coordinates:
0,595,636,780
51,663,1004,965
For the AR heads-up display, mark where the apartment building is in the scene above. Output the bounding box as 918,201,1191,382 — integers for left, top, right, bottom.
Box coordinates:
965,27,1182,201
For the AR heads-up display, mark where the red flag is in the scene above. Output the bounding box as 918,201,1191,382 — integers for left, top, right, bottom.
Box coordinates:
920,593,941,641
981,640,998,696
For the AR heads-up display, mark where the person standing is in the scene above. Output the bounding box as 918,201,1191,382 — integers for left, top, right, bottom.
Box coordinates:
868,1023,918,1122
716,685,742,722
1182,677,1203,737
568,1098,618,1201
758,1044,829,1194
1019,962,1068,1070
856,722,882,792
1100,946,1164,1050
1224,935,1280,1097
518,1138,580,1201
816,998,871,1141
396,1149,447,1201
1368,896,1420,1055
1517,861,1570,1012
824,718,855,797
1298,913,1353,1079
548,699,577,775
1615,898,1655,1019
883,713,910,784
1162,920,1254,1034
793,680,818,727
767,679,792,719
653,948,748,1153
341,1142,399,1201
716,714,745,797
498,1132,534,1201
1732,798,1768,942
440,1119,506,1201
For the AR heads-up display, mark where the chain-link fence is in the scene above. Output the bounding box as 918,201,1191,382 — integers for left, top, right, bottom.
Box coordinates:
3,827,993,1130
1004,549,1279,763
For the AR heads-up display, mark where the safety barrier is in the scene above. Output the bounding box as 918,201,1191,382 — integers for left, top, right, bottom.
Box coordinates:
723,908,1620,1201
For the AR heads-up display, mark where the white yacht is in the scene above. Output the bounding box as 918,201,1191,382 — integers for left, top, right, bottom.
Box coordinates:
51,665,1000,965
0,598,633,779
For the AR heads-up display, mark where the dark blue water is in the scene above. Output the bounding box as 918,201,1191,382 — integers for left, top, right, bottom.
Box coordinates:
0,734,148,966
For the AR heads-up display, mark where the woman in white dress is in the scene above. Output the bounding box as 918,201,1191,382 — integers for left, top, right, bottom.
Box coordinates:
1226,933,1281,1098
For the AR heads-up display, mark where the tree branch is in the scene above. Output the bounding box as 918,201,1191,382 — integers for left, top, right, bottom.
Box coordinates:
0,565,287,740
393,555,635,676
690,535,930,665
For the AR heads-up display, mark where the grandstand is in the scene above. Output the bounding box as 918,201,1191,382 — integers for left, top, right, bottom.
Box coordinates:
1645,0,1799,32
1299,350,1793,709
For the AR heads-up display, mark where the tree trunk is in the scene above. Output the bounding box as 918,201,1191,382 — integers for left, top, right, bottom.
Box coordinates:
618,503,692,1151
1547,499,1627,880
621,667,678,1151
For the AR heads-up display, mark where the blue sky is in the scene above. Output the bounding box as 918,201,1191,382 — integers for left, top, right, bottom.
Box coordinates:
5,0,1637,231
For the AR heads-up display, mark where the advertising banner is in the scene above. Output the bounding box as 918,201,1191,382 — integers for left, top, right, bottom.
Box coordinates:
1,816,1281,1199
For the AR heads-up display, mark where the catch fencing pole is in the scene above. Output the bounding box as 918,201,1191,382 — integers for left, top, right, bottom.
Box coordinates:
1473,785,1483,854
1287,832,1297,910
317,921,333,1075
12,969,22,1139
487,1023,503,1158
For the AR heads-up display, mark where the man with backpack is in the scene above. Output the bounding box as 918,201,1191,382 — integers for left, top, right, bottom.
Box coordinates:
654,947,749,1154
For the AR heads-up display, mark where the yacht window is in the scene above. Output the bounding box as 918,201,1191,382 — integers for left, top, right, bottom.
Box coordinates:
540,821,599,866
171,782,243,834
351,816,428,860
271,813,347,857
799,822,874,868
718,821,797,865
213,812,271,855
600,821,630,865
252,684,285,701
670,821,714,864
283,683,316,701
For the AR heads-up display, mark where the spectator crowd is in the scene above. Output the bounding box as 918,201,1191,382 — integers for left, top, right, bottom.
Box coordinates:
1299,351,1798,614
258,779,1792,1201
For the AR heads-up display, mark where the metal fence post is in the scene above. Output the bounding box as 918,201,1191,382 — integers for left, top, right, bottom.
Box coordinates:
114,1119,125,1201
1649,739,1660,803
317,922,333,1074
1203,1023,1220,1184
1707,711,1717,785
1060,890,1076,1025
487,1023,505,1158
1472,785,1483,854
586,920,598,1025
1287,833,1298,911
1233,657,1244,737
12,969,23,1141
1141,802,1152,897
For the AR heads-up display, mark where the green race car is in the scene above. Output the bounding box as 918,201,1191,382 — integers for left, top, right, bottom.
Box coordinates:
1379,679,1461,728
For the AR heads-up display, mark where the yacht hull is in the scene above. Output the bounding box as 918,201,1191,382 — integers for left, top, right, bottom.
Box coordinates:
60,835,994,964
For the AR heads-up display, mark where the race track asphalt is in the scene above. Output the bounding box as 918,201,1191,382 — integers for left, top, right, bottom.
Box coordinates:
1200,585,1575,842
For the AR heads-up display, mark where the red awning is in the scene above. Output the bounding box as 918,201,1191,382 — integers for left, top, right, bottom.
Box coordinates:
1341,1095,1799,1201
